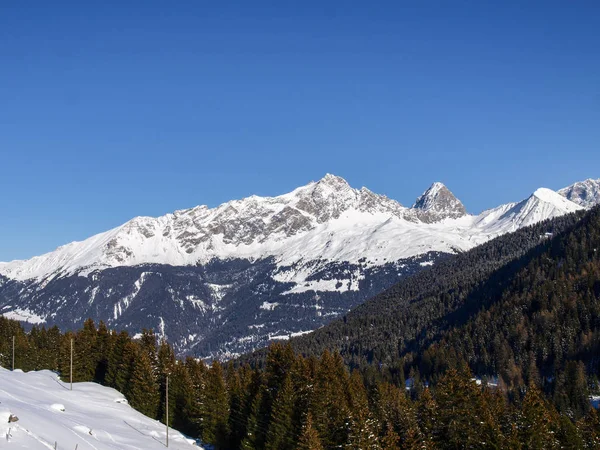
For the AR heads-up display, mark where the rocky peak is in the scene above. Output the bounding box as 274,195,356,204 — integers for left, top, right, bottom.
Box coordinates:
412,182,467,223
558,178,600,209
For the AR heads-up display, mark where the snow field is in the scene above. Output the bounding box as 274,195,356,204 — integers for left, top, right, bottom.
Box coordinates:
0,367,202,449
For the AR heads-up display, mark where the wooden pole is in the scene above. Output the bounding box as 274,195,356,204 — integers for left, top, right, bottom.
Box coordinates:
166,374,169,447
12,336,15,371
70,338,73,391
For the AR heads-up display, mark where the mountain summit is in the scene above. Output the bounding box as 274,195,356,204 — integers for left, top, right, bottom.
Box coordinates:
558,178,600,208
412,182,467,223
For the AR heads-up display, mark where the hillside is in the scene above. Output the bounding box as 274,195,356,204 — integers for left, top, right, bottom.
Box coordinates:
0,367,200,449
276,206,600,412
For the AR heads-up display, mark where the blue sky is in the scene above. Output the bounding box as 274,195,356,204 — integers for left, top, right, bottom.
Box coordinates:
1,1,599,261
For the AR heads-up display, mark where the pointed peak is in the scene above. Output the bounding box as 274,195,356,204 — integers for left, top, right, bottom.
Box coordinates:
412,182,467,223
317,173,350,187
422,181,447,196
532,187,558,201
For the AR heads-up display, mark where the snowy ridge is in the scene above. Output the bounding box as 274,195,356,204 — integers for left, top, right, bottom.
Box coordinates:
558,178,600,208
0,367,200,449
472,188,583,236
0,175,591,283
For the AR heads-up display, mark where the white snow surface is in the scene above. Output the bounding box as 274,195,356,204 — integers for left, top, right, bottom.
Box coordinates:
2,309,46,324
0,367,201,449
0,175,589,282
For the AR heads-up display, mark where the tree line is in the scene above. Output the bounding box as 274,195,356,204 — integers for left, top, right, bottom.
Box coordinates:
1,316,600,448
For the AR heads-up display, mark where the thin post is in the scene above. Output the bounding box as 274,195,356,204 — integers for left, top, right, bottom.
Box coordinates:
166,374,169,447
12,336,15,371
70,338,73,391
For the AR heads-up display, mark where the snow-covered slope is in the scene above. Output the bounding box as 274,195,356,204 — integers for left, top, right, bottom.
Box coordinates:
0,175,593,360
0,367,200,449
472,188,583,236
0,175,586,283
558,178,600,208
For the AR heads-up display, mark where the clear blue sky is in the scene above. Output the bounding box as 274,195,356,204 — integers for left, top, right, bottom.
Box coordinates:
1,1,599,261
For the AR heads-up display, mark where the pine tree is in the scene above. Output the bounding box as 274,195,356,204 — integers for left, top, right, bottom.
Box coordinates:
171,361,195,436
93,321,111,383
416,387,438,446
138,328,158,372
381,422,400,449
241,386,265,450
72,318,98,381
127,350,160,418
265,374,296,450
106,331,131,391
345,370,379,449
202,361,230,448
577,407,600,449
433,367,495,448
311,351,351,447
156,339,176,424
376,382,424,449
185,357,207,437
518,385,560,449
297,413,323,450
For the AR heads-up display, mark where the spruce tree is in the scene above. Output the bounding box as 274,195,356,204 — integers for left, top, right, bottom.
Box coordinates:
518,385,560,449
73,318,98,381
106,331,131,391
297,413,323,450
202,361,230,448
127,350,160,418
265,374,296,450
345,370,379,449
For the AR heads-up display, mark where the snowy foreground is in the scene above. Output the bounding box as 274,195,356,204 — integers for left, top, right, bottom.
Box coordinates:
0,367,202,449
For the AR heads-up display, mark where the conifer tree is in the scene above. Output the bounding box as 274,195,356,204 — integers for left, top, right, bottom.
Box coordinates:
345,370,379,449
93,321,111,383
518,385,560,449
381,422,400,449
577,408,600,449
156,339,176,424
72,318,98,381
139,328,158,372
311,350,351,447
202,361,230,448
241,386,265,450
127,350,160,418
434,367,493,448
171,361,195,436
416,387,438,446
265,374,296,450
297,413,324,450
106,331,131,391
185,357,208,437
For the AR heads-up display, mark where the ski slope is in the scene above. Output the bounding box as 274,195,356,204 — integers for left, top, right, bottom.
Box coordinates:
0,367,202,449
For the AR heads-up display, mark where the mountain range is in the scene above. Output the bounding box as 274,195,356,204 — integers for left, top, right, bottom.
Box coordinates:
1,176,599,359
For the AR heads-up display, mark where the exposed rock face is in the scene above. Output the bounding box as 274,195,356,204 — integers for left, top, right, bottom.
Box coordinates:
412,182,467,223
558,178,600,209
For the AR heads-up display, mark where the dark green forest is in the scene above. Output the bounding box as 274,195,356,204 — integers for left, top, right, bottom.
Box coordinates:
1,206,600,448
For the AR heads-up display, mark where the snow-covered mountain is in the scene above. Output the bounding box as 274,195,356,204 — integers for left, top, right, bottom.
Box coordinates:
0,175,593,359
0,368,200,449
558,178,600,208
412,181,467,223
